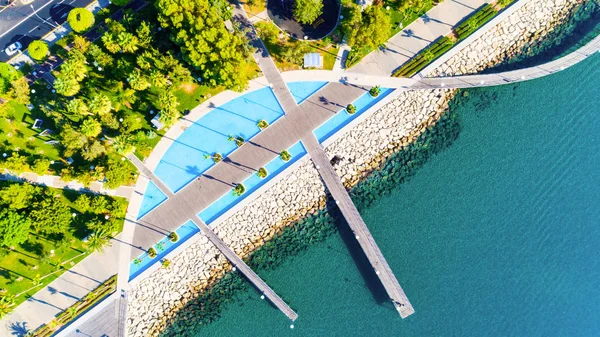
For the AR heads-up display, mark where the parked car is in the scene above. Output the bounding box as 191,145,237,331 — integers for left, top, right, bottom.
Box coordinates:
5,41,22,56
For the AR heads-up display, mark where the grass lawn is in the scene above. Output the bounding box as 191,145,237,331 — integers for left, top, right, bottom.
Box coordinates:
0,101,60,162
0,188,127,309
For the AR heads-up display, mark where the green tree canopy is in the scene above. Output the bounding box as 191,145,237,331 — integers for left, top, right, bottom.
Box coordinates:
342,4,391,50
293,0,323,24
28,40,49,61
80,118,102,137
0,209,31,247
0,183,41,209
54,76,81,97
30,195,72,235
155,0,250,90
68,8,95,33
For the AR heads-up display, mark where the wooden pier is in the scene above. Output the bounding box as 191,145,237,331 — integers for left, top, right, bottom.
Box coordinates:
302,135,414,318
191,216,298,321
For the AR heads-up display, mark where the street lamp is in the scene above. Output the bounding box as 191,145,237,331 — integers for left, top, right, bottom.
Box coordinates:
30,4,58,29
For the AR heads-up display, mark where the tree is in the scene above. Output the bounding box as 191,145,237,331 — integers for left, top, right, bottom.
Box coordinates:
122,114,143,133
32,159,51,175
136,21,153,49
105,158,135,188
80,118,102,137
0,208,31,247
86,228,112,252
28,40,49,61
0,295,15,319
148,69,168,88
293,0,323,24
66,98,90,117
73,35,91,52
117,32,139,53
3,153,30,174
111,0,130,6
157,90,180,126
60,125,88,152
30,195,72,235
54,76,81,97
59,58,87,82
74,194,91,213
128,70,150,91
155,0,251,90
82,140,106,161
89,94,112,115
7,77,30,105
0,183,40,209
342,4,391,50
67,8,95,33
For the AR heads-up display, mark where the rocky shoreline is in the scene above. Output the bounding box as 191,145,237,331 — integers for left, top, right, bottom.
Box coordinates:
126,0,599,335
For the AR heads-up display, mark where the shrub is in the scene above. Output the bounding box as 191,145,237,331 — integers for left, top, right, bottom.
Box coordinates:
147,247,157,258
67,8,95,33
392,36,455,77
280,150,291,162
369,86,381,97
346,104,356,115
257,167,267,179
228,134,244,147
454,5,498,40
28,40,49,61
168,232,179,242
257,120,269,129
110,0,130,6
205,153,222,163
233,184,245,196
161,259,171,268
133,258,142,265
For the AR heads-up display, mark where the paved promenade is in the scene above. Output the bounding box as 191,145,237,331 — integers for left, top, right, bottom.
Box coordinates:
350,0,492,75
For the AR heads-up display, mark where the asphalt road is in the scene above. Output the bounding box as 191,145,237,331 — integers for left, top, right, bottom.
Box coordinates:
0,0,93,62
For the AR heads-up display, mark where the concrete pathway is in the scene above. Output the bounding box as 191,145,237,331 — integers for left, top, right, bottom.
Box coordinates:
332,43,350,71
350,0,492,76
0,171,133,199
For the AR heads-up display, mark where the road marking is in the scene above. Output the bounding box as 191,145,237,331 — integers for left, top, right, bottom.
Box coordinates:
0,0,57,39
28,25,39,33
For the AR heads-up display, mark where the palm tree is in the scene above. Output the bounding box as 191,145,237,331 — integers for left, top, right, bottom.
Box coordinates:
111,82,137,111
54,77,81,97
117,32,139,53
86,229,112,253
59,59,87,82
0,294,15,318
89,94,113,116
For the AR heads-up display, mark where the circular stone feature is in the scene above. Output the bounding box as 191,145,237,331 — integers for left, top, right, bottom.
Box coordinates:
267,0,340,40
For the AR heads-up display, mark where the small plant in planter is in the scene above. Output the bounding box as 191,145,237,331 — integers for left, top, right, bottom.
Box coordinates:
204,153,222,163
280,150,291,162
233,183,246,196
346,104,357,115
257,120,269,129
168,232,179,242
156,241,165,252
257,167,268,179
369,85,381,97
133,258,142,265
147,247,157,259
161,259,171,268
228,135,245,147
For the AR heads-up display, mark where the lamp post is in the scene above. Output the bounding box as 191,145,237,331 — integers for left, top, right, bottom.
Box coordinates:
30,4,58,28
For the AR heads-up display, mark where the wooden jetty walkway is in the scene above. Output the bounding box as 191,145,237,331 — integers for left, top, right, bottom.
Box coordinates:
302,135,415,318
127,155,298,322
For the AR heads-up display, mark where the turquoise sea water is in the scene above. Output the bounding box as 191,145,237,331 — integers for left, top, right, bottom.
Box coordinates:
185,55,600,336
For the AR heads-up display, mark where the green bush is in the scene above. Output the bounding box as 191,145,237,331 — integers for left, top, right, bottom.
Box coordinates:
111,0,130,6
257,167,267,178
168,232,179,242
233,184,246,196
257,120,269,129
369,86,381,97
28,40,49,61
280,150,291,162
67,8,95,33
392,36,455,77
346,104,356,115
147,247,157,258
454,5,498,40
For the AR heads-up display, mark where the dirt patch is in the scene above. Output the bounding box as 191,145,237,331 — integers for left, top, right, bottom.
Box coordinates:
180,82,197,93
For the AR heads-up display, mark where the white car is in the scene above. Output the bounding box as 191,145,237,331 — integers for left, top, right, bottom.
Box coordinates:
5,41,22,56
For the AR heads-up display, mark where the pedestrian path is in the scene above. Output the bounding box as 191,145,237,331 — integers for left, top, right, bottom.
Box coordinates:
350,0,492,75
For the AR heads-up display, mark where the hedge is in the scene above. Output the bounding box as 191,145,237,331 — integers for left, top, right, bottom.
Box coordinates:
392,36,455,77
454,4,498,40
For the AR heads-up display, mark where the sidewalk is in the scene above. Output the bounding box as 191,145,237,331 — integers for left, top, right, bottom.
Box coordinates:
350,0,492,75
